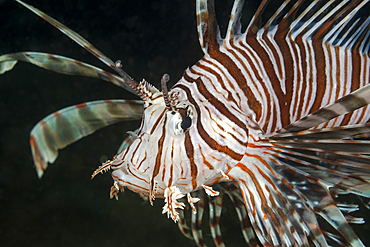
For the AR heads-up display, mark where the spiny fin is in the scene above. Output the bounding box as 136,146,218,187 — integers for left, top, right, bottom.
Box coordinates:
222,183,258,245
277,84,370,134
196,0,221,55
0,60,17,74
15,0,137,91
177,209,193,240
265,124,370,194
16,0,115,68
260,128,370,197
191,190,206,247
31,100,143,178
225,0,245,42
271,124,370,141
0,52,136,94
208,191,225,247
243,0,370,54
245,0,271,38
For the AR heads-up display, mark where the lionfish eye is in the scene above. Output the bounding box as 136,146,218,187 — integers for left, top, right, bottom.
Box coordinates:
180,116,192,130
168,103,195,136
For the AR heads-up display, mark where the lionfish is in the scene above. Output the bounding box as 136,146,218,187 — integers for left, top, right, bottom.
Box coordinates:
2,0,370,246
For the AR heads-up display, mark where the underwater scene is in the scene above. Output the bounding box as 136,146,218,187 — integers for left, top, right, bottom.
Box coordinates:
1,0,370,246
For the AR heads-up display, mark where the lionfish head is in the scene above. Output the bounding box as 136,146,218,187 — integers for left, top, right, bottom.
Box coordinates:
93,73,245,221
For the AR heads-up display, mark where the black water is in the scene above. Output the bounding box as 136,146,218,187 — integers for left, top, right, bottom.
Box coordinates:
0,0,369,247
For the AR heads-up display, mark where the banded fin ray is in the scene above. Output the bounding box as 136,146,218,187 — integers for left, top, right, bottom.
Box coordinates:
31,100,143,178
191,191,207,247
267,146,370,195
231,149,365,246
0,52,137,94
271,124,370,140
265,151,367,246
258,132,370,197
276,84,370,134
218,0,370,245
253,118,370,244
15,0,139,93
196,0,222,55
208,189,224,247
221,183,258,246
177,182,259,247
225,0,245,42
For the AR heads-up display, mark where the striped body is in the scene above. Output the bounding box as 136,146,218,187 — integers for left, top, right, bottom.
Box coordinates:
181,29,370,134
2,0,370,246
108,0,370,245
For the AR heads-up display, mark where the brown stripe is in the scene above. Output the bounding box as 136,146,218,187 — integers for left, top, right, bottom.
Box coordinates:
184,132,197,190
183,70,195,83
175,84,244,161
150,114,167,198
334,46,341,101
196,61,240,104
136,151,146,170
263,36,283,80
203,0,219,56
341,49,362,125
30,135,44,171
168,140,174,187
112,174,149,192
210,46,263,121
41,120,58,153
130,142,140,166
127,165,149,184
198,144,214,170
233,40,271,123
194,77,248,134
161,147,167,182
236,163,269,211
294,36,308,119
273,33,294,128
118,138,141,168
150,109,166,135
202,101,248,146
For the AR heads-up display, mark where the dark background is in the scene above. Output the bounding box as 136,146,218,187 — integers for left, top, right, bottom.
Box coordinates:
0,0,250,246
0,0,369,246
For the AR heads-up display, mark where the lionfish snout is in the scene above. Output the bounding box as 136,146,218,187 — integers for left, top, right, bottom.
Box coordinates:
91,150,151,199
